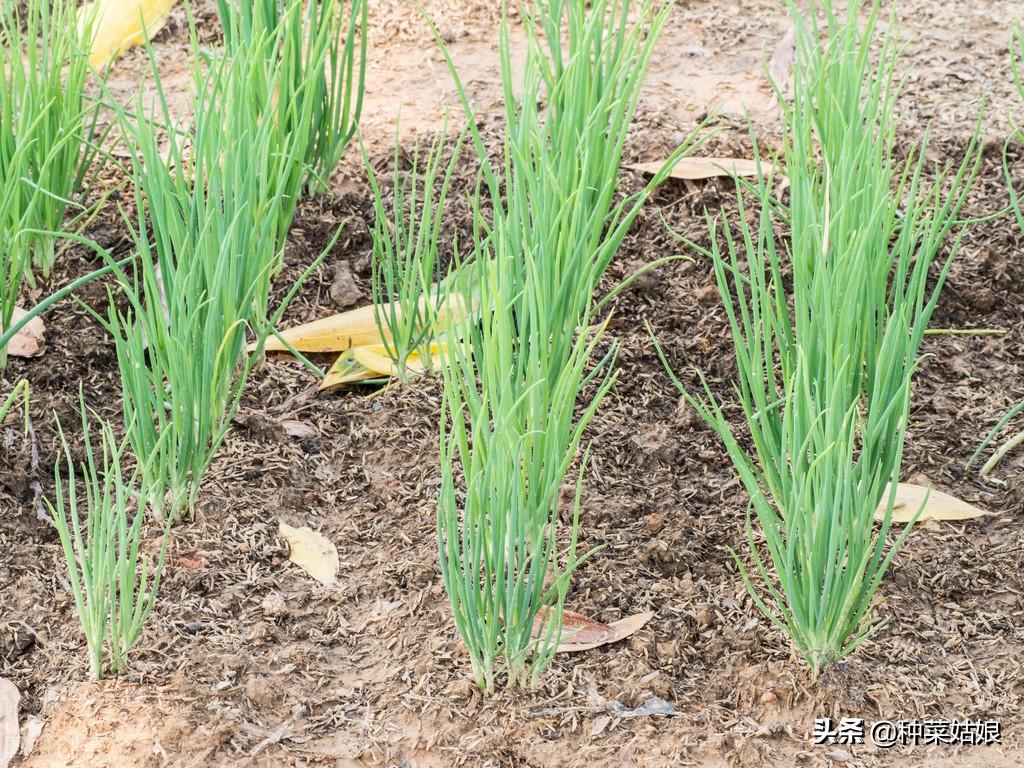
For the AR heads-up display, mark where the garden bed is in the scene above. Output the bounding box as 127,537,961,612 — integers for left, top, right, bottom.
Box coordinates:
1,0,1022,766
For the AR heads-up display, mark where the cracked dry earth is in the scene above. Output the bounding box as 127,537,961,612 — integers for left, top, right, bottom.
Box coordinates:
2,0,1023,766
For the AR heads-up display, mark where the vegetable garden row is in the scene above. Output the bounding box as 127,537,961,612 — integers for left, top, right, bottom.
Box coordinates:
1,0,1022,722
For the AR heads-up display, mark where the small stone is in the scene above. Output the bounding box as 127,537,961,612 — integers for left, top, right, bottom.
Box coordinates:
760,690,777,704
645,513,665,534
260,592,287,617
696,284,719,305
330,262,362,309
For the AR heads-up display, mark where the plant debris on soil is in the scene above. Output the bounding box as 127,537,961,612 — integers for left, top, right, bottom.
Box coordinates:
2,1,1023,766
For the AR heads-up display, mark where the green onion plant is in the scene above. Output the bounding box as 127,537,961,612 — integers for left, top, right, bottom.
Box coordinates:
970,22,1024,477
367,124,465,385
0,0,100,284
436,0,702,692
653,0,980,679
216,0,367,195
0,379,29,428
100,21,328,519
48,397,170,680
0,117,35,374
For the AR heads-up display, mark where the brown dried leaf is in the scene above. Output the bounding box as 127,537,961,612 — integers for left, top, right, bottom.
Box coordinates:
533,609,654,654
5,308,45,359
628,157,778,182
875,483,992,523
0,678,19,768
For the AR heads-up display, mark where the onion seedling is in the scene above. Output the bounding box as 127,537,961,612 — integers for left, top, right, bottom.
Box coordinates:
216,0,367,195
48,398,170,680
0,0,100,283
0,380,29,429
367,125,465,385
101,22,328,519
970,22,1024,476
436,0,702,692
653,0,980,679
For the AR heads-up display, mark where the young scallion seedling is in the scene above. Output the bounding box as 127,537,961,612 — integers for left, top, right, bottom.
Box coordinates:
0,0,101,284
970,22,1024,477
100,18,331,519
48,398,170,680
653,0,981,680
366,124,466,385
435,0,703,692
216,0,367,195
0,380,29,429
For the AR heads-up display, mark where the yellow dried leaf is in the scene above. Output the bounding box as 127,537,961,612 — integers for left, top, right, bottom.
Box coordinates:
278,522,338,586
264,303,389,354
875,483,991,523
320,350,378,390
79,0,177,70
262,294,470,354
352,342,442,376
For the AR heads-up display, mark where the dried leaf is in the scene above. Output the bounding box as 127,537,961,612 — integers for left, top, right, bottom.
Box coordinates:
321,343,446,390
262,294,469,354
875,483,991,523
0,678,20,768
5,307,45,359
279,522,338,586
533,609,654,654
628,157,778,182
351,342,444,377
280,420,318,439
320,349,379,391
79,0,178,70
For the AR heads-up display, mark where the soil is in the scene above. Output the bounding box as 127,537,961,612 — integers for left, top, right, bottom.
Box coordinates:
2,1,1024,767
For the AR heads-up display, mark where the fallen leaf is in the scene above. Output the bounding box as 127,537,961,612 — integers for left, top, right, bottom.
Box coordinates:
261,294,469,354
875,483,991,523
320,343,447,390
351,342,444,377
279,522,338,586
79,0,178,70
280,420,318,439
0,678,20,768
628,157,778,182
4,308,45,359
533,609,654,654
320,349,380,390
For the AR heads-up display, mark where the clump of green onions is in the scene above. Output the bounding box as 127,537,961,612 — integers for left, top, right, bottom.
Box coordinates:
367,125,465,385
0,0,99,284
654,0,980,679
216,0,367,195
48,397,170,680
970,22,1024,476
436,0,701,692
102,23,324,519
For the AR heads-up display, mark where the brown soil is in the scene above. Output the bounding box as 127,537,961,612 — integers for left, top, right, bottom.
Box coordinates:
2,1,1024,767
